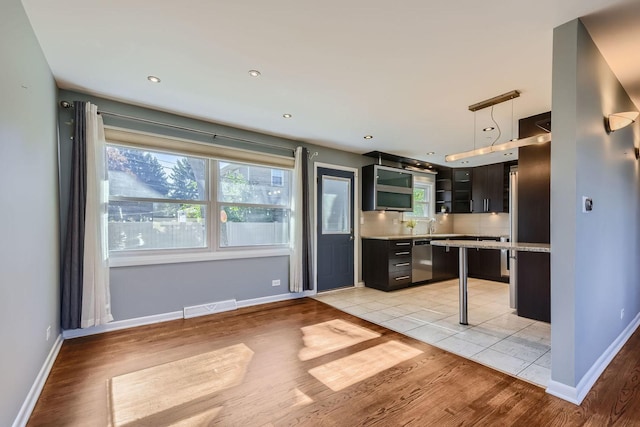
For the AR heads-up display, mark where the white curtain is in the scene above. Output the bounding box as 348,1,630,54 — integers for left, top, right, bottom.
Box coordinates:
81,103,113,328
289,146,304,292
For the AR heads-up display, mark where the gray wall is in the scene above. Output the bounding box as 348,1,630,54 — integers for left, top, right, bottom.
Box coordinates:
551,19,640,388
0,0,60,425
58,90,371,321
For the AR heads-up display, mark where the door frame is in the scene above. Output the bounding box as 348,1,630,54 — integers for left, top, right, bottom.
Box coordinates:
313,162,360,294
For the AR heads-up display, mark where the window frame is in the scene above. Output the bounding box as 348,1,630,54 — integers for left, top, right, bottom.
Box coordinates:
403,174,436,220
104,138,294,264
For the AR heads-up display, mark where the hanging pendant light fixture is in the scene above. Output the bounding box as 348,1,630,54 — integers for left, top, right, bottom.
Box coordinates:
445,90,551,163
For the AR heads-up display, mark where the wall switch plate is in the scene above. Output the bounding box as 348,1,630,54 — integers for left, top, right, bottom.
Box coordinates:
272,279,281,287
582,196,593,213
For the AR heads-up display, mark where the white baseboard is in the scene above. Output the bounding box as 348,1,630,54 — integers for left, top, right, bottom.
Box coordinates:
12,334,63,427
236,291,312,308
63,311,183,339
546,311,640,405
63,292,313,339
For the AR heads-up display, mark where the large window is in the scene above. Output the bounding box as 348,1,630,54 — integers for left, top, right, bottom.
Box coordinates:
106,144,291,254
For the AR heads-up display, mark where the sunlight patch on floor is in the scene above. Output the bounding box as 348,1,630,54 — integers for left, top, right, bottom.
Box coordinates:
299,319,381,361
308,340,423,391
109,343,253,426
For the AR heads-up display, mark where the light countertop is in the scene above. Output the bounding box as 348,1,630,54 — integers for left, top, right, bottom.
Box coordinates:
361,234,507,240
430,239,550,253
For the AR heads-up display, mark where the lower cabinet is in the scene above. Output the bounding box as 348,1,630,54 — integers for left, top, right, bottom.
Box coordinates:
362,239,413,291
468,247,504,282
432,243,458,282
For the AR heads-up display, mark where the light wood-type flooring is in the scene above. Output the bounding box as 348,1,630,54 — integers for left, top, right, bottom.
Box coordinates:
28,298,640,426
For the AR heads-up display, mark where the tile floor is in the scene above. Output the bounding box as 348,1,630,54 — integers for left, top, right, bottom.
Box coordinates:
313,279,551,388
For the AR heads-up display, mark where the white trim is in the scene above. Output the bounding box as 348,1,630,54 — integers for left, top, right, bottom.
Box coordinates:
62,291,315,339
546,311,640,405
236,290,315,308
313,162,360,291
12,334,63,427
109,248,290,267
62,311,184,339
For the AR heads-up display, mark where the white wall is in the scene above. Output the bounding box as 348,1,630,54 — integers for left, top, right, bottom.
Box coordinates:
0,0,60,425
550,19,640,399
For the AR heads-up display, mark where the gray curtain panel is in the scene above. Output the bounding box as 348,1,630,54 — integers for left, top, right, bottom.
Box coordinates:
302,147,312,290
61,101,87,330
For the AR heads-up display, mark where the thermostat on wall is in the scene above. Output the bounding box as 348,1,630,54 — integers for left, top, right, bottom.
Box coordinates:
582,196,593,213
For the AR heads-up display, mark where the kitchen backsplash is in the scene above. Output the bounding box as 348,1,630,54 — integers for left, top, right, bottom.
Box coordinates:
360,211,453,236
452,213,509,236
360,211,508,237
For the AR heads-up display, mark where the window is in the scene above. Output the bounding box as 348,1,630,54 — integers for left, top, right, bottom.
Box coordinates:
218,162,290,247
106,144,292,254
404,175,435,219
107,146,208,252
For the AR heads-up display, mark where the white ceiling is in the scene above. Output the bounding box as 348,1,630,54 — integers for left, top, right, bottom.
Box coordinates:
20,0,640,167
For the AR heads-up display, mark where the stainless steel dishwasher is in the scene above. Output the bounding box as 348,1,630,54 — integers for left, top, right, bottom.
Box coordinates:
412,239,433,283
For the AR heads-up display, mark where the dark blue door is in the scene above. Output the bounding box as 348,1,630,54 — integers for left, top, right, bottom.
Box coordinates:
317,167,355,292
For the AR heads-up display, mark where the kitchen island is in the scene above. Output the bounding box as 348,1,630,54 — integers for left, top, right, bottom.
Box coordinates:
430,240,550,325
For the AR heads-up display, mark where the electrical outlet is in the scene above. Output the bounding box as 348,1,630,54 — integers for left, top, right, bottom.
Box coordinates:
621,308,625,320
46,325,51,341
272,279,281,287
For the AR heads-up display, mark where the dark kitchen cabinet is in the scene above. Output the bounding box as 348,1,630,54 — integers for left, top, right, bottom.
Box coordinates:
362,238,413,291
435,168,452,214
516,111,551,323
431,241,458,281
472,163,505,213
467,240,504,282
452,169,472,213
362,165,414,211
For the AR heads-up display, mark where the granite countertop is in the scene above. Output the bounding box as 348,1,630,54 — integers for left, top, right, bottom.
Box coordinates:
429,239,550,253
361,234,507,240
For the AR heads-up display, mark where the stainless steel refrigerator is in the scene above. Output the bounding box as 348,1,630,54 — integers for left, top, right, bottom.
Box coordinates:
508,166,518,309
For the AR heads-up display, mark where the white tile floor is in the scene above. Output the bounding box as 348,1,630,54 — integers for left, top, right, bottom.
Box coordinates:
313,279,551,388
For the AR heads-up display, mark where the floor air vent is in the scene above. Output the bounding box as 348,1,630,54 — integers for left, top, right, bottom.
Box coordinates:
183,299,238,319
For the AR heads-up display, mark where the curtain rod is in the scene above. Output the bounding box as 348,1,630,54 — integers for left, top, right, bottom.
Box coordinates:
59,100,296,154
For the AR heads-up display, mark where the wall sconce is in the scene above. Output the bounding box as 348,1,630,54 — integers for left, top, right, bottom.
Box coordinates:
605,111,639,133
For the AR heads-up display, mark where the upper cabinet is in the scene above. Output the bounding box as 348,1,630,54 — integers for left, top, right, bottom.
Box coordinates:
437,162,512,213
362,164,414,211
452,169,473,213
472,163,505,213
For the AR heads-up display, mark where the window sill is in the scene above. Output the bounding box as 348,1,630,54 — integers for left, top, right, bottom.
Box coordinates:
109,248,291,268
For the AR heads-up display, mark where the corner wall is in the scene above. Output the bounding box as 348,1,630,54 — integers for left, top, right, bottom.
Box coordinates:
0,0,60,425
550,19,640,401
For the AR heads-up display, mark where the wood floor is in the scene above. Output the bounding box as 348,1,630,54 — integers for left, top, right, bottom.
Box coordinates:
28,298,640,426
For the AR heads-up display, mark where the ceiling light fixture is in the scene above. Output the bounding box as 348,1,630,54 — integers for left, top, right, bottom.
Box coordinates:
147,75,161,83
248,70,261,77
445,89,552,162
282,113,292,118
445,133,551,162
364,135,373,140
483,126,495,132
605,111,639,133
426,151,435,155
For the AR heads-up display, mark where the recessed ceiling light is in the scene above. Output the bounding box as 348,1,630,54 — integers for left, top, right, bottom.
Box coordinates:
483,126,495,132
461,161,469,164
504,152,513,156
426,151,435,155
282,113,292,118
428,165,433,169
147,75,161,83
364,135,373,140
248,70,261,77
